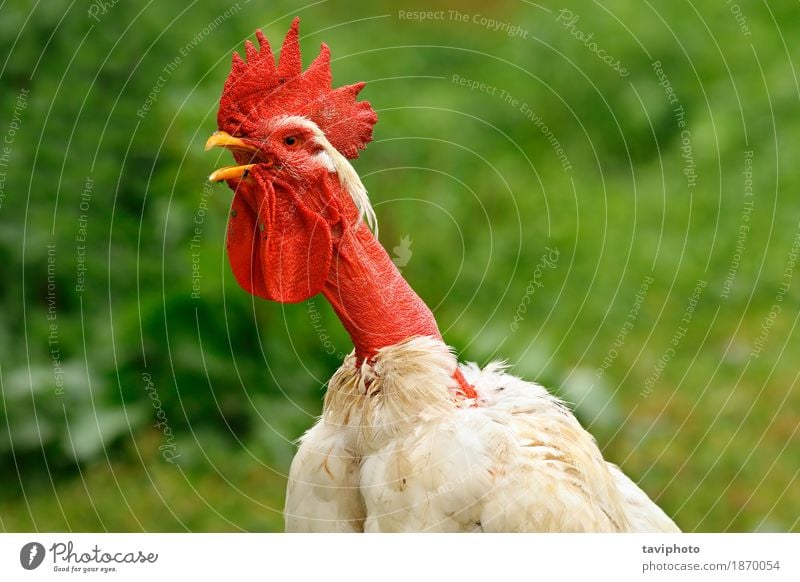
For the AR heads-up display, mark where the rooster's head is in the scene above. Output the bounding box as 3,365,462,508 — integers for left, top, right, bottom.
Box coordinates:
206,18,378,303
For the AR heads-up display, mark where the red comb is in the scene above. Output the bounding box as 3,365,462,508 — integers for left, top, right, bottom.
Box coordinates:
217,18,377,159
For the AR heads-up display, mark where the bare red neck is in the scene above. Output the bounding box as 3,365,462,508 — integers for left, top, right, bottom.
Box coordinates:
321,221,476,399
322,221,440,363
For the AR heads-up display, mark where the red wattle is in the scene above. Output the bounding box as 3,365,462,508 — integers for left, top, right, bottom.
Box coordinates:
225,174,332,303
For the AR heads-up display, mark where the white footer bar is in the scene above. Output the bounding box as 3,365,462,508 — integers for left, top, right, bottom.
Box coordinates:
1,533,797,581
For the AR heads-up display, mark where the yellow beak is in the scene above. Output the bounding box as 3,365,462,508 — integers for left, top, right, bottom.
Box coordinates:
208,164,257,182
205,131,259,182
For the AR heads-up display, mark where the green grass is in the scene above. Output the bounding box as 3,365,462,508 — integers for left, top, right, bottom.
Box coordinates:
0,432,287,532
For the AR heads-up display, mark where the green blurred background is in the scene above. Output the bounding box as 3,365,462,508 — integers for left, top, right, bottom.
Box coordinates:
0,0,798,532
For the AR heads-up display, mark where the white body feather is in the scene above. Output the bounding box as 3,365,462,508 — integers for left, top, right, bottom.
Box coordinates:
285,336,679,532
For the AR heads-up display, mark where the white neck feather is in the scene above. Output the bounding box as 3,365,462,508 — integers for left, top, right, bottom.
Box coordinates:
316,133,378,235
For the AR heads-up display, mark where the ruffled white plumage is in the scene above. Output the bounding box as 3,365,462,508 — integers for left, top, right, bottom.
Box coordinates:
285,336,678,532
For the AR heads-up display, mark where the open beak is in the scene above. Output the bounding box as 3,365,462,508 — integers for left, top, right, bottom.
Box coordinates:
205,131,259,182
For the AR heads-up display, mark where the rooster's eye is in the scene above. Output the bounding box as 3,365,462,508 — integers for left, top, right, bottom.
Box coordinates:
284,136,298,146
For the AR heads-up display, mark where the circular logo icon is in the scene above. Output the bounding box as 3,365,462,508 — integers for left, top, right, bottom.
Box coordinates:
19,542,46,570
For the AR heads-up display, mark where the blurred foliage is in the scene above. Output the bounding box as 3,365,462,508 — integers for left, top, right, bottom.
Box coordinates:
0,0,798,532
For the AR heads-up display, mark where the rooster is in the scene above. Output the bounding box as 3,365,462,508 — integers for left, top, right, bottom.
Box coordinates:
205,19,679,533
